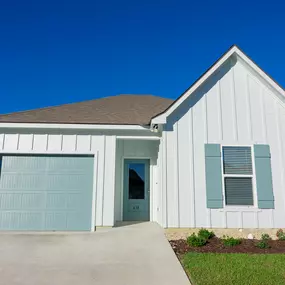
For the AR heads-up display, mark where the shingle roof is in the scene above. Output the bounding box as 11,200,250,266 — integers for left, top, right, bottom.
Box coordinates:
0,94,174,125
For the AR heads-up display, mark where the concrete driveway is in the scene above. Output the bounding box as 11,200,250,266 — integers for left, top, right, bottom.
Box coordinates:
0,222,190,285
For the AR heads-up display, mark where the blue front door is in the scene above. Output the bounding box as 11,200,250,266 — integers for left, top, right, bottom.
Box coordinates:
123,159,150,221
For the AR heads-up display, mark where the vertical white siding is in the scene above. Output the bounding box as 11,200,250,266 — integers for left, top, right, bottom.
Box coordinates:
156,138,163,226
33,134,48,151
4,134,19,150
161,131,168,227
0,134,4,150
76,135,91,151
233,63,251,141
62,135,76,151
220,68,237,142
92,135,106,226
177,114,192,227
192,96,208,227
47,134,62,151
102,136,117,226
248,77,265,142
18,134,33,151
165,128,178,227
206,82,222,142
162,59,285,228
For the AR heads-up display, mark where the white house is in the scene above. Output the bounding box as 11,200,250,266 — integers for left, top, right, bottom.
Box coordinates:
0,45,283,231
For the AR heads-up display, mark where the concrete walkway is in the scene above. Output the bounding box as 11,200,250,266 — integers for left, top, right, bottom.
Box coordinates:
0,222,190,285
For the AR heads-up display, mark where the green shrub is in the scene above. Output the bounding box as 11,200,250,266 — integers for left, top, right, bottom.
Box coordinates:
276,229,285,240
256,233,271,249
222,235,242,247
198,229,214,240
256,241,270,249
187,233,207,247
261,233,271,241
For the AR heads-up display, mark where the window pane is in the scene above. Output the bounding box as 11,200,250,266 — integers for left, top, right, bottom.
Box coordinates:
225,177,253,205
128,163,145,199
223,146,252,175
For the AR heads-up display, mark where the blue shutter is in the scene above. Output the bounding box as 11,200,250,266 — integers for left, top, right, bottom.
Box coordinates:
205,144,223,208
254,145,274,209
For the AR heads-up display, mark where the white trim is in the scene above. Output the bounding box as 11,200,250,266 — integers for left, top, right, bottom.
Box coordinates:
219,208,262,213
101,136,106,226
151,159,158,222
91,151,99,232
162,131,168,228
120,157,124,222
152,45,285,124
0,150,94,155
150,158,154,222
0,123,150,131
117,136,160,140
221,145,258,208
110,135,117,227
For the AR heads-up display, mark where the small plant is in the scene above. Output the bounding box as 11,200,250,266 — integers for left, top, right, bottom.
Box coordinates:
255,233,271,249
222,235,242,247
256,241,270,249
261,233,271,241
187,233,207,247
276,229,285,240
198,228,214,240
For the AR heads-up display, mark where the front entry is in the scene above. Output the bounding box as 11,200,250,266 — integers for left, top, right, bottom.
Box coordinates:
123,159,150,221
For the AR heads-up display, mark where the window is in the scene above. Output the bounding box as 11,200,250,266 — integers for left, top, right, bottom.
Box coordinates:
222,146,254,206
128,163,145,199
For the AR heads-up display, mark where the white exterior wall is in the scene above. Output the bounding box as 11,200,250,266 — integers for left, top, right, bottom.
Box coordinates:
161,59,285,228
0,131,117,227
114,139,159,223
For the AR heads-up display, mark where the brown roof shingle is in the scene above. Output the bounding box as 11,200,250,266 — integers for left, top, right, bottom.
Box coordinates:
0,94,173,125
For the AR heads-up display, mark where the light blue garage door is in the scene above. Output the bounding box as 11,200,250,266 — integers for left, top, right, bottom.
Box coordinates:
0,155,94,231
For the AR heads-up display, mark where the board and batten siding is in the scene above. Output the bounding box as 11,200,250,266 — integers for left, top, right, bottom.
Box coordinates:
0,132,116,227
161,59,285,228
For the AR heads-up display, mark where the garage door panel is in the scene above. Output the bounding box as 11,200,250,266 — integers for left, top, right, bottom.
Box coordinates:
2,156,47,172
45,174,92,191
21,193,45,208
45,193,89,209
0,192,45,209
46,193,66,209
45,212,68,230
45,211,91,231
0,173,47,190
0,193,22,209
67,193,90,208
47,156,94,171
0,155,94,231
0,212,43,230
67,212,92,231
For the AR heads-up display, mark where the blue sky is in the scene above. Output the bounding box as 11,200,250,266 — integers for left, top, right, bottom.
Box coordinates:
0,0,284,114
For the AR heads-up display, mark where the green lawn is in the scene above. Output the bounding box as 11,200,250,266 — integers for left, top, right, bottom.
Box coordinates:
182,252,285,285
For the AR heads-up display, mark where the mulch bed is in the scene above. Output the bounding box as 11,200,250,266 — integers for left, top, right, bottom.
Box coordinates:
170,237,285,254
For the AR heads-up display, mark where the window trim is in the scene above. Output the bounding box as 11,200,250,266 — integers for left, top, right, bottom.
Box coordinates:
221,145,258,208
